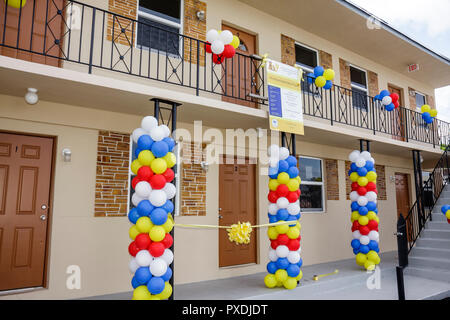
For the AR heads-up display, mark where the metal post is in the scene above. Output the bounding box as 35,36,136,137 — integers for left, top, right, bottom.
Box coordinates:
88,9,96,74
196,41,200,96
412,150,424,229
359,139,370,152
396,214,408,267
396,266,406,300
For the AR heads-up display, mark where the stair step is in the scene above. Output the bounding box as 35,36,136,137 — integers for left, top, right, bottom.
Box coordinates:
405,266,450,283
431,213,448,221
422,229,450,239
410,246,450,260
426,221,450,230
415,237,450,249
409,256,450,269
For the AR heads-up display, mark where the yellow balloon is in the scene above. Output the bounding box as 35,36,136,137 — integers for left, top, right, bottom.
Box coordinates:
295,176,301,184
367,251,380,264
149,226,166,242
264,274,277,288
275,269,288,282
315,76,326,88
367,211,377,220
296,270,303,281
277,172,290,185
323,69,335,81
351,211,360,222
357,176,368,187
364,260,376,271
6,0,27,8
366,171,377,182
267,227,279,240
296,221,301,230
275,223,289,234
151,158,167,174
430,109,438,117
163,152,176,168
421,104,431,113
350,172,359,182
287,226,300,239
358,215,369,226
129,225,139,240
287,179,300,192
283,277,297,290
230,35,240,49
149,296,161,300
276,281,283,287
132,286,152,300
162,218,174,233
131,159,142,175
375,216,380,223
138,150,155,166
356,253,367,266
155,282,173,300
269,179,279,191
446,211,450,219
136,216,153,233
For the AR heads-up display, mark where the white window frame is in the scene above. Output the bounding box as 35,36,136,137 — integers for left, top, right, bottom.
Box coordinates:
414,91,427,113
294,42,319,96
349,64,369,109
298,155,325,213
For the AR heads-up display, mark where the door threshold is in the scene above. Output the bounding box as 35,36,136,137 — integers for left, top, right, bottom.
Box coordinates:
0,286,45,296
219,263,257,269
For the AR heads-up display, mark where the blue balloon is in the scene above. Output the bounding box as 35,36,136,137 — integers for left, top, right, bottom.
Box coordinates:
374,208,378,214
278,160,289,173
374,247,380,253
151,140,169,158
359,245,370,254
296,213,301,220
287,215,297,226
286,155,297,168
348,169,353,176
350,163,358,172
353,248,360,255
287,264,300,277
131,276,140,289
147,277,165,295
297,258,303,268
307,72,316,84
276,257,289,269
150,208,168,225
128,208,140,224
134,148,142,159
368,240,379,251
288,166,299,178
314,66,324,77
351,239,361,249
441,204,449,214
137,200,154,216
135,267,152,285
385,103,395,111
365,161,374,171
367,201,377,211
162,137,175,152
373,95,380,101
351,202,360,211
277,209,289,221
323,80,333,90
160,200,174,213
379,90,390,98
358,206,369,216
162,267,172,282
357,167,368,177
267,262,278,274
269,215,278,223
138,134,153,150
269,167,278,179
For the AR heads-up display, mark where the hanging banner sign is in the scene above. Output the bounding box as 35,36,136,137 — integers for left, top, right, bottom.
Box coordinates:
266,59,304,135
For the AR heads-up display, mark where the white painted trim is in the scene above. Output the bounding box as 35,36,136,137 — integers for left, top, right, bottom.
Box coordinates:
414,90,427,112
298,155,325,213
294,41,319,72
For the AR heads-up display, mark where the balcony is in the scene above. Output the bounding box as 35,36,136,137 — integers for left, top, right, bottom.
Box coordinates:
0,0,448,150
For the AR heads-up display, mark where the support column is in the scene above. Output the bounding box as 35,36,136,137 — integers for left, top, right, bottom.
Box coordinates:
412,150,425,227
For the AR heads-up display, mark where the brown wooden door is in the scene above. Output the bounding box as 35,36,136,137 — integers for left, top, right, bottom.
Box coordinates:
0,0,64,67
389,85,406,141
219,157,257,267
395,173,412,241
221,25,257,108
0,132,53,291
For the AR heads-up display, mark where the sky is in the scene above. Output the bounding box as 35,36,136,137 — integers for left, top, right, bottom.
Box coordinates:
349,0,450,122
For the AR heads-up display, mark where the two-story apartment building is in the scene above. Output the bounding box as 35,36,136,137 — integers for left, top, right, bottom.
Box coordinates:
0,0,449,299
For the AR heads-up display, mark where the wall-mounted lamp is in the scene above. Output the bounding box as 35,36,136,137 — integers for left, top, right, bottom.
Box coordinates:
409,89,416,97
200,161,209,172
196,10,205,21
25,88,39,105
390,175,395,183
62,148,72,162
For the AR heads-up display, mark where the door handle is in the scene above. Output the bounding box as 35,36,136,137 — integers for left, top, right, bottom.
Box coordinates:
40,214,47,221
218,215,223,219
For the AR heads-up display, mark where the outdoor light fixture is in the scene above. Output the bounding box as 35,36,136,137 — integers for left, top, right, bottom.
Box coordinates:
200,161,209,172
409,89,416,97
62,148,72,162
196,10,205,21
25,88,39,105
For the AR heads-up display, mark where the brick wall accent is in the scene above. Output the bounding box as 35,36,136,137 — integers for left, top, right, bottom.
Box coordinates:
95,131,130,217
339,58,351,90
345,160,352,200
107,0,137,46
281,34,296,66
184,0,207,66
325,159,339,200
427,94,436,109
319,50,333,70
368,71,379,97
408,87,417,110
181,142,206,216
345,161,387,201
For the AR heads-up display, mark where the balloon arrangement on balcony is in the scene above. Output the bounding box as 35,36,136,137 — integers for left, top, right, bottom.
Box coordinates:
374,90,399,111
420,104,438,125
440,205,450,224
4,0,27,8
348,150,381,271
205,29,239,64
264,145,303,290
128,116,177,300
306,66,335,90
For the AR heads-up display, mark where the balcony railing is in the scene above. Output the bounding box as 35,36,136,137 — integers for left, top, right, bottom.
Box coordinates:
0,0,448,148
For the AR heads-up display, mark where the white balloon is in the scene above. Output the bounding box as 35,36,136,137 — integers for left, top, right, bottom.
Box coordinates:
352,230,361,239
163,183,176,200
269,157,278,168
370,157,375,164
149,190,167,207
366,191,377,202
360,236,370,245
160,125,171,139
349,150,360,162
206,29,219,43
287,202,300,215
268,203,278,215
141,116,158,132
132,128,147,144
276,245,289,258
297,247,302,255
276,197,289,209
350,191,359,202
360,151,372,161
136,250,153,267
368,230,379,241
357,196,368,207
150,126,165,142
279,147,290,160
132,193,144,207
269,249,278,262
268,145,279,157
355,157,366,168
219,30,233,44
287,251,300,264
135,181,152,198
211,39,224,54
149,258,167,277
382,96,392,106
129,258,139,273
161,249,174,265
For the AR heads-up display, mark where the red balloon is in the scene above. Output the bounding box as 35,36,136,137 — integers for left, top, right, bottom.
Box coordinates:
351,182,359,191
287,239,300,251
131,176,141,189
368,220,378,230
222,44,235,59
205,42,212,54
128,241,140,257
357,186,367,196
162,168,175,183
359,226,370,235
296,189,301,196
276,184,289,198
352,221,360,232
277,234,289,246
390,93,399,102
366,182,377,192
137,166,153,181
212,53,224,64
447,218,450,224
150,174,166,189
393,100,400,108
270,239,279,250
161,233,173,249
268,191,279,203
135,233,151,250
148,242,165,257
287,191,299,203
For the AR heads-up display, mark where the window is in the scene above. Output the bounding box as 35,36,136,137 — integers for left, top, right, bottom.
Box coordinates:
415,92,427,111
137,0,182,55
295,43,319,95
350,65,368,110
298,156,324,212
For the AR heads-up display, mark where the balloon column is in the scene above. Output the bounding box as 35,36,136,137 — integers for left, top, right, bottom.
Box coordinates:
128,116,177,300
348,150,381,271
205,29,239,64
307,66,335,90
264,145,303,290
440,205,450,224
374,90,399,111
420,104,438,125
5,0,27,8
